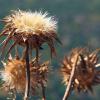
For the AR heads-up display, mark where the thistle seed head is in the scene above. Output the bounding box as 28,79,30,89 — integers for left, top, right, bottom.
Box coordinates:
1,10,61,57
0,54,49,96
61,48,100,93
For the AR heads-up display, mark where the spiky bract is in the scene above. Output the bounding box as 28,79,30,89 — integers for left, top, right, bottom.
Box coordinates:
61,48,100,93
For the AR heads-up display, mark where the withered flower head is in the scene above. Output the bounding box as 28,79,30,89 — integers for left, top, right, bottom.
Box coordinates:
0,10,61,56
0,54,49,96
61,48,100,93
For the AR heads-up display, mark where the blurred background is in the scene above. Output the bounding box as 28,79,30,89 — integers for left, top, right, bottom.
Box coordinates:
0,0,100,100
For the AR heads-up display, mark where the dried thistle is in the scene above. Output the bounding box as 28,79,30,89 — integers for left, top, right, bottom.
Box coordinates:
0,10,61,57
0,54,49,100
0,9,60,100
61,48,100,99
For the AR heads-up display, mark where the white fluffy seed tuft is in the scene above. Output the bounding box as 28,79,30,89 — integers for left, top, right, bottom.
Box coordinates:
6,10,57,34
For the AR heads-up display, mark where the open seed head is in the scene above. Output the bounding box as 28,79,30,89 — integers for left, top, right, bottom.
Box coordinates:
61,48,100,93
0,54,49,96
0,10,61,57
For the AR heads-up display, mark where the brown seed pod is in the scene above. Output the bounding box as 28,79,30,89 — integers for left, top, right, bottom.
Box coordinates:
61,48,100,93
0,54,49,97
0,10,61,57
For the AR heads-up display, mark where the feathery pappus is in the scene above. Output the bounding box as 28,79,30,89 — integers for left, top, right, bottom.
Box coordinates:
61,48,100,93
0,54,49,99
0,10,61,57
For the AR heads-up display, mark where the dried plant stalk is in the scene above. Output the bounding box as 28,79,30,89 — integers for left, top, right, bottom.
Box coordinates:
36,47,39,64
41,82,46,100
62,54,79,100
24,42,30,100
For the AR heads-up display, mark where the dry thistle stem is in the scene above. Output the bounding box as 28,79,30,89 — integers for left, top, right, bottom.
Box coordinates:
0,54,49,100
0,10,61,58
62,54,79,100
61,48,100,99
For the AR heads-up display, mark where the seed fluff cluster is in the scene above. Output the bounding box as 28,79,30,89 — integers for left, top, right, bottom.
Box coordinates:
61,48,100,93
